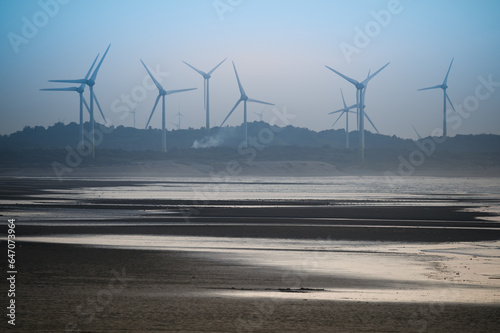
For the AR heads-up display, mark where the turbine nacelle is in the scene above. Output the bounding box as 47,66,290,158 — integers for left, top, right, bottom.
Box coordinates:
356,83,365,91
241,94,248,101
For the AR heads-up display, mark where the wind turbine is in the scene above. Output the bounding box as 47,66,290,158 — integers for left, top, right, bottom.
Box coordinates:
418,58,455,137
329,89,356,148
141,59,196,152
171,106,184,130
253,107,267,122
221,62,274,148
330,92,380,138
49,44,111,158
183,58,226,135
41,54,99,149
325,62,390,161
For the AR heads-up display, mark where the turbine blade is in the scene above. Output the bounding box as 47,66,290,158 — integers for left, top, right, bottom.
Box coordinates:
247,98,274,106
332,112,344,127
364,112,379,133
329,109,346,115
145,95,161,128
85,54,100,80
443,58,454,85
338,103,359,111
140,59,164,92
207,58,227,75
445,92,456,112
417,85,442,91
93,92,107,123
82,96,90,114
362,62,390,85
412,125,422,140
165,88,197,95
340,88,347,109
325,65,359,86
40,87,79,91
221,99,242,126
232,62,246,97
182,61,206,76
90,44,111,82
48,79,86,84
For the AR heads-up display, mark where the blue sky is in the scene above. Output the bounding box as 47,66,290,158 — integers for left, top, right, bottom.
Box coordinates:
1,0,499,138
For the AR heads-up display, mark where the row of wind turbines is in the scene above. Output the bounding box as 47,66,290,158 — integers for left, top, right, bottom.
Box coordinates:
325,58,455,161
41,44,456,161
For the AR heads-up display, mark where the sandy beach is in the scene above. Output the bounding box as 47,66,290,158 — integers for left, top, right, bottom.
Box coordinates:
1,176,500,332
1,241,496,332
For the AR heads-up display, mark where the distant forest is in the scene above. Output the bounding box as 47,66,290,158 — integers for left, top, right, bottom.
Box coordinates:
1,122,499,171
2,121,500,153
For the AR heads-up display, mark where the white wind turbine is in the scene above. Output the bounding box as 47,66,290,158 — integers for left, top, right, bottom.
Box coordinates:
329,90,380,149
49,44,111,158
170,107,184,130
141,59,196,152
41,54,99,149
253,107,267,122
183,58,226,135
329,89,356,148
325,62,390,161
221,62,274,148
418,58,455,137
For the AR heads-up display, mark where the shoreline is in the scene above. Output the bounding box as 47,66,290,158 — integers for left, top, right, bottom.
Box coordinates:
1,158,500,178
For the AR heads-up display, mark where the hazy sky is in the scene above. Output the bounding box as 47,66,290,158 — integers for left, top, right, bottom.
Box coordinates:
1,0,499,139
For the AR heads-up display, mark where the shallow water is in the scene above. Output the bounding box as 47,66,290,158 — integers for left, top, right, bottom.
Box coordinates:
26,175,500,201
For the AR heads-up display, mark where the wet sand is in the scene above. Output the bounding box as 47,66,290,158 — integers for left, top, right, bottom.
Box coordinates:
4,241,499,332
1,177,500,331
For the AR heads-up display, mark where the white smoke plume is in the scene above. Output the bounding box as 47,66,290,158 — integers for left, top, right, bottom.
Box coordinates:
192,126,238,148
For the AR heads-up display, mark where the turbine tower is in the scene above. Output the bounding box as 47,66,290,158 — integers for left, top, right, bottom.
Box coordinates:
41,54,99,149
141,59,196,152
183,58,226,135
221,62,274,148
49,44,111,158
418,58,455,137
325,62,390,161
